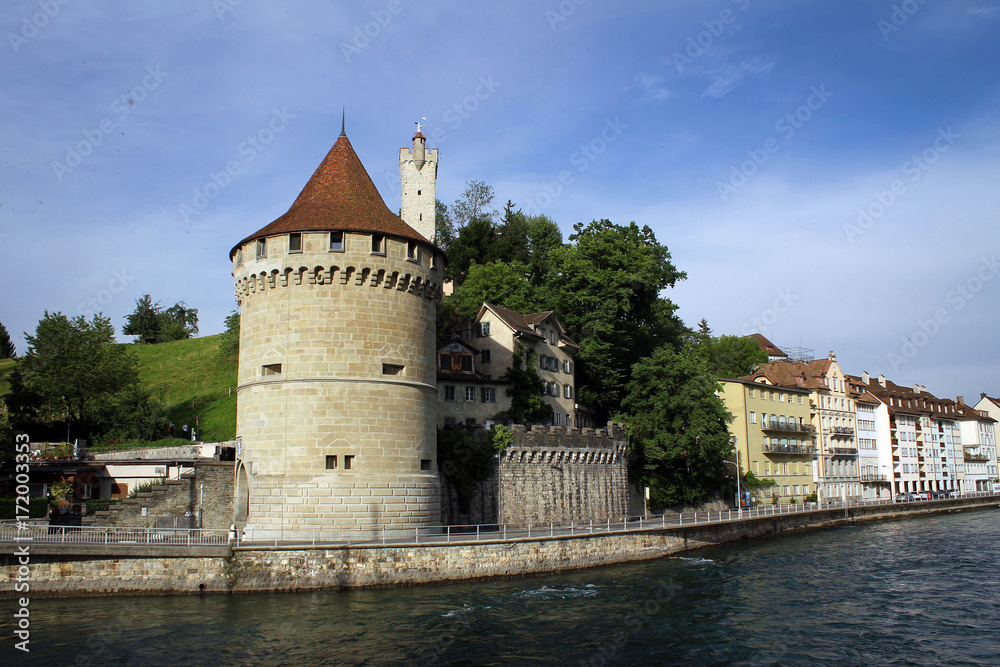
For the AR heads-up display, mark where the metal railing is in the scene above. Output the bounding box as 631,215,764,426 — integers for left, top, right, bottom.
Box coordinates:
233,490,1000,548
762,443,815,455
4,492,998,550
0,523,230,546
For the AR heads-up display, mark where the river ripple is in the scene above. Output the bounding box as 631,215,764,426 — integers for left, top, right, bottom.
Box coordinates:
3,507,999,666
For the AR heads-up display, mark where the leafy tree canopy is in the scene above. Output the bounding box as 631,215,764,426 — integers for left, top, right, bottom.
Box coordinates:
435,199,455,250
123,295,199,344
440,261,542,338
622,345,734,508
543,219,686,421
5,312,163,443
451,180,497,229
218,309,240,365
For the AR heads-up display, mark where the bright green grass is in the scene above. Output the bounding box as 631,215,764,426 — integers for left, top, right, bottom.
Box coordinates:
128,335,237,444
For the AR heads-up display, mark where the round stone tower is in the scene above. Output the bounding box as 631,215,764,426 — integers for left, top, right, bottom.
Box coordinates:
230,125,443,540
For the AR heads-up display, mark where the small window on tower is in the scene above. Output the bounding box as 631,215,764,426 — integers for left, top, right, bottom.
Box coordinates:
344,455,355,470
417,190,422,195
330,232,344,252
289,233,302,253
256,238,267,259
262,363,282,376
407,242,419,262
371,234,385,255
420,459,431,471
325,455,338,470
382,363,404,376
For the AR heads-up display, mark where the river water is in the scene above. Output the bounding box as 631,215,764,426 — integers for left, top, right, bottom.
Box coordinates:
5,507,1000,666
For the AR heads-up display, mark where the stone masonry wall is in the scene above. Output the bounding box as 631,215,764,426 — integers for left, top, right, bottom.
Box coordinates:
84,461,234,530
7,497,997,598
439,423,629,526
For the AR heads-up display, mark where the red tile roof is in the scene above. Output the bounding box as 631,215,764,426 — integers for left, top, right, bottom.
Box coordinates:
742,358,831,390
746,333,787,358
231,134,429,257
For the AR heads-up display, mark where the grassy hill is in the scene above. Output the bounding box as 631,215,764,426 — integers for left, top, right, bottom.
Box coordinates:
1,336,237,448
130,335,237,444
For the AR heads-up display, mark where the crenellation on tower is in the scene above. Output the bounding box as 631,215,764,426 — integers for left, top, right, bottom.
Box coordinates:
229,127,444,541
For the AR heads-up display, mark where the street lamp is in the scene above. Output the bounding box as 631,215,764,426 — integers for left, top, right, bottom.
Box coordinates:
724,436,742,519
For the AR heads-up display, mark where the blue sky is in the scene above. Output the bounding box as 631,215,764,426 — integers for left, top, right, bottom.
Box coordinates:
2,0,999,401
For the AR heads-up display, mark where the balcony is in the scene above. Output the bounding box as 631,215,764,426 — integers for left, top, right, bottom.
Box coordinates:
964,454,992,463
861,473,889,482
827,447,857,456
762,422,814,433
830,426,855,436
762,443,815,455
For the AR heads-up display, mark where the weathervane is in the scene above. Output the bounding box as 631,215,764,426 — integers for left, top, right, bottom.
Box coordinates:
415,116,426,134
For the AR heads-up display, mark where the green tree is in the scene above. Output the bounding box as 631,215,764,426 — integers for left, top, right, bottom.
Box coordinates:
442,261,541,330
699,334,767,378
435,199,455,249
218,309,240,364
494,201,531,266
525,214,563,285
5,312,154,443
544,220,686,421
0,320,15,358
451,180,496,229
494,344,551,425
123,295,198,344
445,217,499,285
623,345,733,508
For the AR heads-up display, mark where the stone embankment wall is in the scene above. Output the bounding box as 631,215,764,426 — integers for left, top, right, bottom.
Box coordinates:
83,461,234,530
91,442,235,461
9,496,997,599
440,423,629,525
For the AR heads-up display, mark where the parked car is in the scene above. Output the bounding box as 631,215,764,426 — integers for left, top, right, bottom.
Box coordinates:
913,491,932,501
895,493,915,502
932,489,952,499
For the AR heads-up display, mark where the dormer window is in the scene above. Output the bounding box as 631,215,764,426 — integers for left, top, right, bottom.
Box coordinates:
371,233,385,255
256,238,267,259
289,233,302,253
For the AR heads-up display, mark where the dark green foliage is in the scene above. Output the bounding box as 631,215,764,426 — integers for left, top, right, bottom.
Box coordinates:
435,199,455,249
494,344,551,425
543,220,686,422
0,321,15,359
446,217,499,285
688,326,768,379
0,497,48,519
218,309,240,364
123,295,199,344
4,312,163,443
437,426,497,513
439,261,542,339
623,345,734,508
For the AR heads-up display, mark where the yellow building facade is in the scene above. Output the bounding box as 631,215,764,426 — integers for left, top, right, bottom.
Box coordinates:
722,379,816,504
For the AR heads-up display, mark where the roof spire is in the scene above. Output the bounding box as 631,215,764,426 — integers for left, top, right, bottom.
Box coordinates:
340,107,346,137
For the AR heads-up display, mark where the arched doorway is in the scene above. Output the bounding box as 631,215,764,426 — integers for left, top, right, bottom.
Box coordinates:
234,461,250,526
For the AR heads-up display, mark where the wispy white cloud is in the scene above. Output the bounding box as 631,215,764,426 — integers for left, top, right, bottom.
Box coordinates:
633,73,671,102
700,56,775,98
966,6,999,17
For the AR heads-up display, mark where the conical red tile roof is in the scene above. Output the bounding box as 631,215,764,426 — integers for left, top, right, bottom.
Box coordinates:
231,134,429,257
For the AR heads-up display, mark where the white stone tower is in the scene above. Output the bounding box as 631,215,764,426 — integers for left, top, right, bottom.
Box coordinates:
399,124,438,243
230,122,444,540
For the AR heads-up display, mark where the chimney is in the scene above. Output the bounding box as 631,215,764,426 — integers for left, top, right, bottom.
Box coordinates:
878,374,886,388
957,396,964,405
861,371,870,384
913,383,921,394
982,392,988,400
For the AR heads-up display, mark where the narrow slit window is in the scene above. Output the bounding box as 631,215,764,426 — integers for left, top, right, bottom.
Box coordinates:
262,363,282,376
371,233,385,254
256,238,267,259
382,363,404,376
288,233,302,253
344,455,355,470
325,455,338,470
